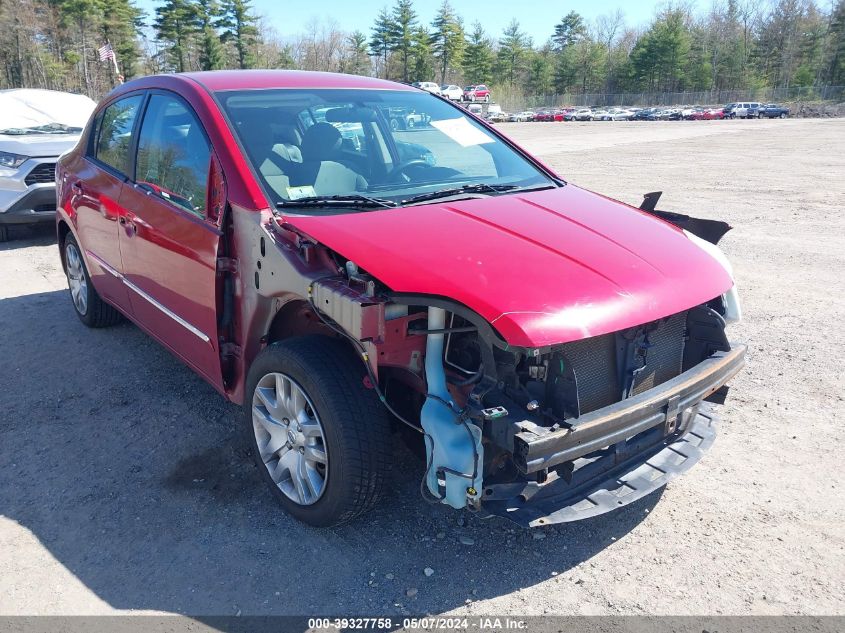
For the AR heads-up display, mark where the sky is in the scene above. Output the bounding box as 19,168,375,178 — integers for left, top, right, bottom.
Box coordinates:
135,0,672,43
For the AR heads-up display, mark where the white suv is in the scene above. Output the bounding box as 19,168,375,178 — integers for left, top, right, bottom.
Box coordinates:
0,89,95,241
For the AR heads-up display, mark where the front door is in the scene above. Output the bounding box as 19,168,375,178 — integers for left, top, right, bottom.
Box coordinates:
118,92,223,390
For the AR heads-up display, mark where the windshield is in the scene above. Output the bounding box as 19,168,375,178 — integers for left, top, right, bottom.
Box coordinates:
218,88,555,211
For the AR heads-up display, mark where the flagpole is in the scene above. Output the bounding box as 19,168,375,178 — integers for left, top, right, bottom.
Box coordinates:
101,40,123,86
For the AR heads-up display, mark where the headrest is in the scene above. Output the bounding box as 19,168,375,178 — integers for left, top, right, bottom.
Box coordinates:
301,122,341,162
275,124,301,146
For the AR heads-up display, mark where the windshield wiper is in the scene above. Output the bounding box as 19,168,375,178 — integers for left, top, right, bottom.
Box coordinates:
401,183,554,206
276,194,397,210
0,123,81,135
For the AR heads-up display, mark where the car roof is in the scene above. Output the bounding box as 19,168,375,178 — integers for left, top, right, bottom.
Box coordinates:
177,70,416,92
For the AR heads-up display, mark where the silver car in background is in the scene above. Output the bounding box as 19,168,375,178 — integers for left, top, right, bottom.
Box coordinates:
0,89,95,241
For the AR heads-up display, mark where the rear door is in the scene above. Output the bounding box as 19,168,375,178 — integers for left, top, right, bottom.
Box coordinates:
72,94,144,312
118,91,224,390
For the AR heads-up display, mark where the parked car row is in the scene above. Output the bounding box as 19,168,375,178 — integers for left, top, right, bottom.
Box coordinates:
493,102,790,123
412,82,493,102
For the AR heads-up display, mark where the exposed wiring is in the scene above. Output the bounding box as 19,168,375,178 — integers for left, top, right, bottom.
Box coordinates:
306,285,423,435
307,281,480,503
446,364,484,387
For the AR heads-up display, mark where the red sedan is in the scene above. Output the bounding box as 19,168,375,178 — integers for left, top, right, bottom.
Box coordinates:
703,107,726,120
56,70,744,527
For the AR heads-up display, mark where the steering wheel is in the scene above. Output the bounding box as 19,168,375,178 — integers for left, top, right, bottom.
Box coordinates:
385,158,431,183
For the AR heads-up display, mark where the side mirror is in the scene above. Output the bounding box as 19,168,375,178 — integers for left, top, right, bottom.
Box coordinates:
207,152,226,225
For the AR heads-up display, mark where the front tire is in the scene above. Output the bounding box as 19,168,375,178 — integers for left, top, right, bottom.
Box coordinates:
244,336,392,527
63,234,122,327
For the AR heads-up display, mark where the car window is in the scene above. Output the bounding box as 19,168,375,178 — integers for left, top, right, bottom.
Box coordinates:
220,88,552,208
95,95,143,176
135,94,211,218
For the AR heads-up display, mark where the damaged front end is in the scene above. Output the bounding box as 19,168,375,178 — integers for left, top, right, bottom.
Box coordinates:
285,192,745,527
382,294,744,527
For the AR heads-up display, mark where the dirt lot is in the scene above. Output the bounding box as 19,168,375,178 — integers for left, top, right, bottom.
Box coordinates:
1,119,843,616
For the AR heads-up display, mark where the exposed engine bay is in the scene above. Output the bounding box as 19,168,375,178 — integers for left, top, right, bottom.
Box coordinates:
266,191,746,526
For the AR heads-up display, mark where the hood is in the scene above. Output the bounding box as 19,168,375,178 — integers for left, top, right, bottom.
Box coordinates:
0,134,81,158
0,89,95,131
284,185,734,348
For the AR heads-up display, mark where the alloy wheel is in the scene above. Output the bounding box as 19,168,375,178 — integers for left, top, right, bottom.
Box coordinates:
65,242,88,316
252,372,328,506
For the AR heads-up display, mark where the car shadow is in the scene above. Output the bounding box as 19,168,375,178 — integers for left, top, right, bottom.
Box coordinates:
0,288,659,617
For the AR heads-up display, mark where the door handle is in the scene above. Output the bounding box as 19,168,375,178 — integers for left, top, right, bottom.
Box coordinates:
119,215,138,235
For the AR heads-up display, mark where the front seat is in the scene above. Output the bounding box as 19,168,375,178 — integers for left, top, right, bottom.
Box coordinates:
289,123,367,195
236,117,294,198
272,124,303,163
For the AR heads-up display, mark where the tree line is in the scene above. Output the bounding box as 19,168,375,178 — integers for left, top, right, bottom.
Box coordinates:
1,0,843,100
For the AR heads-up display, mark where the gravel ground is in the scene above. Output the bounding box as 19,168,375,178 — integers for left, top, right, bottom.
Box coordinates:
0,119,843,616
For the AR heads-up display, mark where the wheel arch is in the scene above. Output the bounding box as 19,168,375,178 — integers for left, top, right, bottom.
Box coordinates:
266,297,336,345
57,219,72,271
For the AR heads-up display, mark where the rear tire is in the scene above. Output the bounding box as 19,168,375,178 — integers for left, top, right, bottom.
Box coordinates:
780,112,787,119
244,336,393,527
63,233,122,328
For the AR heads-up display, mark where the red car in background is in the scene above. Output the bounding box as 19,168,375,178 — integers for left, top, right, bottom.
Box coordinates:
703,107,726,120
56,70,744,528
553,108,576,121
462,84,490,102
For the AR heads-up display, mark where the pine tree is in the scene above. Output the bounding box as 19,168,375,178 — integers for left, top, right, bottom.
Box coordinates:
410,25,433,82
496,19,530,86
345,30,370,75
827,0,845,84
58,0,103,94
430,0,464,84
462,21,493,85
552,11,586,52
369,8,394,78
196,0,223,71
219,0,258,69
154,0,199,73
97,0,144,80
387,0,418,82
527,45,554,96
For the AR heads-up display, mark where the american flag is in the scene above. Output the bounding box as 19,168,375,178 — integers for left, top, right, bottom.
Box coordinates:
97,43,115,62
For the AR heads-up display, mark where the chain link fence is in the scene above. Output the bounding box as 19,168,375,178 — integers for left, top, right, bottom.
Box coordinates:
499,85,845,112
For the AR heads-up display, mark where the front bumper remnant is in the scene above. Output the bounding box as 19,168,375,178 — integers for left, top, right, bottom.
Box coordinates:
480,346,745,527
